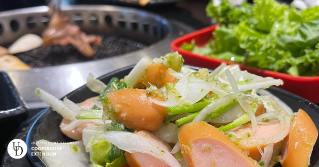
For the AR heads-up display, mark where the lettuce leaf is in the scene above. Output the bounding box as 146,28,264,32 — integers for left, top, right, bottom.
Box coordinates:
206,0,253,26
301,6,319,21
253,0,288,32
183,0,319,76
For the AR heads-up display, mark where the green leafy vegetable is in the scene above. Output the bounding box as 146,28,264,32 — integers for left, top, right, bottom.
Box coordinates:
181,0,319,76
104,144,122,163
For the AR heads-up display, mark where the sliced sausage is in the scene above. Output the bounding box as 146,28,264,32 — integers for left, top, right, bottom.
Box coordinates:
106,89,167,131
125,130,171,167
281,109,318,167
143,63,177,88
227,120,281,161
179,122,256,167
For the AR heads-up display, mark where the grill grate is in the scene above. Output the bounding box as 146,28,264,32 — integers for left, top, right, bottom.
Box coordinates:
0,5,171,68
14,35,147,68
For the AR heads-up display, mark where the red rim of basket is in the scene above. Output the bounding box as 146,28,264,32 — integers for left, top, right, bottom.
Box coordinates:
171,25,319,83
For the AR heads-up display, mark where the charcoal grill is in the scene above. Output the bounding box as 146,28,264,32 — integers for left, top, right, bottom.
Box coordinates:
1,5,193,108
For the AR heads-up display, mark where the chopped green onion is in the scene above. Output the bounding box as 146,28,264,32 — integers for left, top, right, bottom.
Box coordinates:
218,114,250,132
75,109,103,119
167,100,212,115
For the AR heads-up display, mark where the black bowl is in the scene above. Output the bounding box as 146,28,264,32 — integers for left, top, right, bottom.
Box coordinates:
0,71,28,119
26,65,319,167
0,71,28,159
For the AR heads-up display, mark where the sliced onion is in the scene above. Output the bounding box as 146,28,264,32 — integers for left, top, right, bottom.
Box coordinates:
62,120,83,131
63,119,105,132
208,63,226,77
238,96,258,133
257,89,293,115
260,143,274,167
236,80,283,91
36,88,76,120
36,140,89,167
63,97,81,113
154,123,179,144
86,73,107,94
206,103,244,123
175,73,215,105
225,69,240,95
124,58,152,88
171,142,181,154
82,123,112,147
193,93,236,122
93,98,103,109
104,131,181,167
152,99,179,107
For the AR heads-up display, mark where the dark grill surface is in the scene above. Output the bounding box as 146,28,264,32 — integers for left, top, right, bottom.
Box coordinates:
14,35,147,68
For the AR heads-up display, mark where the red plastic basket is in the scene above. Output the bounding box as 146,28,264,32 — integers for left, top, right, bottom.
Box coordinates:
171,25,319,104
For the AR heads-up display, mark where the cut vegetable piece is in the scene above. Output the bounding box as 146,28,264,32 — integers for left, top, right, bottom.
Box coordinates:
76,109,103,119
104,131,180,167
143,63,177,88
35,88,76,120
125,131,172,167
153,123,179,144
174,72,214,105
36,140,89,167
106,89,167,131
179,122,256,167
8,34,43,54
64,97,82,113
124,58,152,88
281,109,318,167
60,119,96,140
153,52,184,72
218,114,250,132
167,100,212,115
193,93,236,122
87,74,107,94
206,103,244,124
226,120,281,161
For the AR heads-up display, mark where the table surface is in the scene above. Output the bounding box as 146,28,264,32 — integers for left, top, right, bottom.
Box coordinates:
0,1,211,166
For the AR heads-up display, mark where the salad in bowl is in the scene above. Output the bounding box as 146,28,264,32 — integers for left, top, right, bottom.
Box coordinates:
33,52,318,167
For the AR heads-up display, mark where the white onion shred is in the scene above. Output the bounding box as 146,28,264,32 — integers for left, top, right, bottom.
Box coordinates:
206,103,244,123
86,73,107,94
209,63,226,77
152,99,179,107
63,97,82,113
154,123,179,144
93,98,103,110
63,119,105,131
260,143,274,167
124,58,152,88
225,69,257,133
171,142,181,154
36,140,89,167
237,80,283,91
175,73,214,105
104,131,181,167
36,88,76,120
257,89,293,115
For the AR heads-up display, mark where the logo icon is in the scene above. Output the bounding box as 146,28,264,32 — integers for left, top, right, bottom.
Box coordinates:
7,139,27,159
